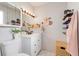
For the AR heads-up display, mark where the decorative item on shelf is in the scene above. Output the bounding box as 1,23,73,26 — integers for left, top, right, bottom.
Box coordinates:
16,18,20,26
11,18,20,26
20,8,35,18
11,20,16,25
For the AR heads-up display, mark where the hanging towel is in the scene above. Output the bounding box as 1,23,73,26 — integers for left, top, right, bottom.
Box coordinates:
66,10,78,56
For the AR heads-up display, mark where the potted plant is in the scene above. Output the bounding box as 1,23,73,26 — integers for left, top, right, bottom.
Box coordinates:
11,28,22,40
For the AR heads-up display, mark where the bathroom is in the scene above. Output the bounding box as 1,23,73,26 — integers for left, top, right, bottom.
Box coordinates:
0,2,78,56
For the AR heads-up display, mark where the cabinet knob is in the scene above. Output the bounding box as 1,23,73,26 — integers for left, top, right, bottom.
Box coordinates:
34,51,36,53
34,44,36,46
38,40,40,41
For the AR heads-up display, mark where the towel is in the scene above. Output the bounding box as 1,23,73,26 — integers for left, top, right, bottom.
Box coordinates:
66,10,78,56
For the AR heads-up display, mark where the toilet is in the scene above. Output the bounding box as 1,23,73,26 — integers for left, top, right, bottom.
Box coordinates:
0,39,29,56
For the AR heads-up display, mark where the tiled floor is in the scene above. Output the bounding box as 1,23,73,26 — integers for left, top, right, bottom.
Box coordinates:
38,50,55,56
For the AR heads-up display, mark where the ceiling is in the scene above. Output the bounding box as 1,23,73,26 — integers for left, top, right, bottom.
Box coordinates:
29,2,48,7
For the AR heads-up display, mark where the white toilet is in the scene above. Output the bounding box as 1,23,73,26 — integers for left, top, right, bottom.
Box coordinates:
0,39,29,56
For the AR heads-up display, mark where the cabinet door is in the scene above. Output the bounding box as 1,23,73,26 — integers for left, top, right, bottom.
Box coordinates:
31,40,41,55
31,34,41,56
37,38,41,53
31,39,38,56
31,47,38,56
22,37,31,55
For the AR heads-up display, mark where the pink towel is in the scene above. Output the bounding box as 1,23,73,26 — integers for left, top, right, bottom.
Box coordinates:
66,10,78,56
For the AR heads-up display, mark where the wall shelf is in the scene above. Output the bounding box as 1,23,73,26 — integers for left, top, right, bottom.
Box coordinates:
0,24,21,28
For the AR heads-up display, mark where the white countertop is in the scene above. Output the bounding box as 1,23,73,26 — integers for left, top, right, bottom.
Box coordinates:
21,32,42,37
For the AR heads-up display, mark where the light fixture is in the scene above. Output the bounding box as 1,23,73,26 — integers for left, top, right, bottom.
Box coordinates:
20,8,35,18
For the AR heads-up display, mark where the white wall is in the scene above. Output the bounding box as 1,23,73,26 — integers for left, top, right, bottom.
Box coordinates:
33,2,67,52
67,2,79,10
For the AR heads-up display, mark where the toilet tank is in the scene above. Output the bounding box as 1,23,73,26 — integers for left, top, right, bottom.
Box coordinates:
1,39,21,56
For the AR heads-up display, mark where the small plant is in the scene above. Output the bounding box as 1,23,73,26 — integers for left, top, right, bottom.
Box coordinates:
11,28,22,33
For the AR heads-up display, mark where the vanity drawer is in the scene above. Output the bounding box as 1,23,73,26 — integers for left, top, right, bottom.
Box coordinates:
31,46,38,56
31,50,37,56
31,43,37,50
31,41,41,55
37,40,41,52
31,39,41,48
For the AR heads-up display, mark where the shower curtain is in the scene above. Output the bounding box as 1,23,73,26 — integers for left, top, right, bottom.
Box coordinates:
66,10,78,56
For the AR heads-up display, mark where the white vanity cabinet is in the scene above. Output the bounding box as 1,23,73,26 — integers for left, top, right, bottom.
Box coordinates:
22,33,41,56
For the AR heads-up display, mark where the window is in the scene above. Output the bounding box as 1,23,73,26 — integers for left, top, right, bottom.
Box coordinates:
0,11,3,24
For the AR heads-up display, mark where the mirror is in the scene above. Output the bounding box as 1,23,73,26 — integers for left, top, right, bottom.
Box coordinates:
0,2,21,27
21,12,35,34
22,13,33,29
